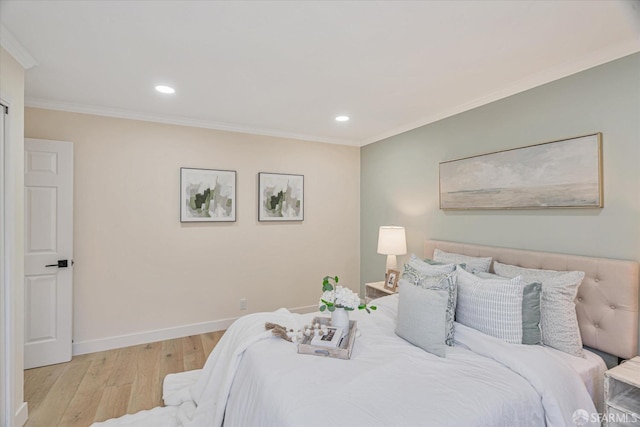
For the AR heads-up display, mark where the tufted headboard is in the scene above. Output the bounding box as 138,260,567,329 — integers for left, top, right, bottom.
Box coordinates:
424,240,639,360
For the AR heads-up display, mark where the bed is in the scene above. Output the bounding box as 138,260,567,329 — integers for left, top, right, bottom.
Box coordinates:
94,241,639,427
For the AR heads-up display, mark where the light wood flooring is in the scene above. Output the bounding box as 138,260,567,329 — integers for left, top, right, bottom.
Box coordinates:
24,331,224,427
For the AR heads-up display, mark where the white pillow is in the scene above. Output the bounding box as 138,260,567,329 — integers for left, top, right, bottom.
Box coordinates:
456,268,525,344
433,248,492,273
493,261,585,358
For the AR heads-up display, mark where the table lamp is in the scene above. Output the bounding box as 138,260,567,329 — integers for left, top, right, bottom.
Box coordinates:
377,226,407,272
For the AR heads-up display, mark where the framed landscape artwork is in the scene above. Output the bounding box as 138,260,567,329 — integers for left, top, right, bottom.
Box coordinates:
258,172,304,221
180,168,236,222
439,133,603,210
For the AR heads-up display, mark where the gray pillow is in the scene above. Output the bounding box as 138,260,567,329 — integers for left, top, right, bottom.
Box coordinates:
475,271,542,345
456,268,525,344
493,261,585,358
433,248,492,273
395,280,448,357
402,257,458,346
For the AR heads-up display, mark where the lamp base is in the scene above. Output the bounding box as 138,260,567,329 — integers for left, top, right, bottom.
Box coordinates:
385,255,398,273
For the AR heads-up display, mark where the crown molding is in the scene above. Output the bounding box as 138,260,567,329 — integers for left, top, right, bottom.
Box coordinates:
24,98,358,147
360,40,640,146
0,25,38,69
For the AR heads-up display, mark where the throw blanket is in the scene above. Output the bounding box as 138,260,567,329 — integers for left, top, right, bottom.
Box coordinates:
92,308,299,427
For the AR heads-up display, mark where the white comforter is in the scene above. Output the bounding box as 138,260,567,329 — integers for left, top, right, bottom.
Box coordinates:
225,295,598,427
94,295,599,427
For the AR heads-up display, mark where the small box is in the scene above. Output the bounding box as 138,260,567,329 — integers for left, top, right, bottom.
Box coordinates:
297,316,357,360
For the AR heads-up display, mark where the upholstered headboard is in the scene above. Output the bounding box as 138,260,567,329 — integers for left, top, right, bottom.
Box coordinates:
424,240,640,360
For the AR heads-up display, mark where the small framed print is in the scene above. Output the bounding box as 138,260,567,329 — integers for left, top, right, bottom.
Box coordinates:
180,168,236,222
258,172,304,221
385,269,399,292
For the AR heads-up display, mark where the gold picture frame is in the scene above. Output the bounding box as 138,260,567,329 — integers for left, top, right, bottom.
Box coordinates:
385,269,399,292
439,133,603,210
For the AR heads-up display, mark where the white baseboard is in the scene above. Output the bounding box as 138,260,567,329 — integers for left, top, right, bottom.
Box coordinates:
72,304,317,356
15,401,28,427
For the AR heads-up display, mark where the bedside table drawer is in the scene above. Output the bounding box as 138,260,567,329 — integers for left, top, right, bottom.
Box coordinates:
604,357,640,426
364,281,395,303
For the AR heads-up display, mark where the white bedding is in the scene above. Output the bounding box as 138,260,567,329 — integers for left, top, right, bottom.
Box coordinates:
93,295,600,427
225,295,598,427
552,347,606,412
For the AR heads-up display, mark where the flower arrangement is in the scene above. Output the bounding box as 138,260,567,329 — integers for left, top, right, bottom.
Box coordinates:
318,275,376,313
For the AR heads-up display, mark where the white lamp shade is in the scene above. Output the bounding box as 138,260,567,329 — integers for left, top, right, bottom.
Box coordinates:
377,226,407,255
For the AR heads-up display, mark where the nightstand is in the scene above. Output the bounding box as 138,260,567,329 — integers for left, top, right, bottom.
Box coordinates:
364,281,396,304
604,356,640,426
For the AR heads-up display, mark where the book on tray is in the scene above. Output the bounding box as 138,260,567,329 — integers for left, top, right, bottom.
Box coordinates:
310,327,344,348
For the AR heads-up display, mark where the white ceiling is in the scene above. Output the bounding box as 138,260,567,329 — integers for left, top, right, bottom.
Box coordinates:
2,1,639,147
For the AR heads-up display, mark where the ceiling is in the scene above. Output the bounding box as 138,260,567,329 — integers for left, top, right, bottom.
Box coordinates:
2,1,639,147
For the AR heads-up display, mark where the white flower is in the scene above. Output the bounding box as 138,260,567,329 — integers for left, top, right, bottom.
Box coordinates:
319,285,361,310
318,275,376,314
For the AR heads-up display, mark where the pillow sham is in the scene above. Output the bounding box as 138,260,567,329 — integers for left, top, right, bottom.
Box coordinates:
414,271,457,346
493,261,585,358
403,254,456,281
433,248,492,273
402,255,458,346
395,278,448,357
456,268,525,344
475,271,542,345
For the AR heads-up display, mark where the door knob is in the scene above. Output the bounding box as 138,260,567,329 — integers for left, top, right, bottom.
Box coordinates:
45,260,69,268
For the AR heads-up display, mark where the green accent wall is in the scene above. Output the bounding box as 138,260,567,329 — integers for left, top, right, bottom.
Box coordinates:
361,52,640,288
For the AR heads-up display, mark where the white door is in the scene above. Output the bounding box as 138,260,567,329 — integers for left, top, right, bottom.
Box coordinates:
1,102,8,426
24,138,73,369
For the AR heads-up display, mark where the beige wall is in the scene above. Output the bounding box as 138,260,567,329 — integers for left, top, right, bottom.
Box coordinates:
25,108,360,351
1,47,27,426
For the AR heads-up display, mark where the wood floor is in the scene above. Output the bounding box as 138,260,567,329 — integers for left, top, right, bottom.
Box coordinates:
24,331,224,427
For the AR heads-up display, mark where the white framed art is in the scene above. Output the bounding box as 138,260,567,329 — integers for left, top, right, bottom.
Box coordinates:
180,168,236,222
258,172,304,221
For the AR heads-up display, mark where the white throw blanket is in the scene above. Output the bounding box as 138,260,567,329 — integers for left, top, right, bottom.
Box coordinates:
92,308,299,427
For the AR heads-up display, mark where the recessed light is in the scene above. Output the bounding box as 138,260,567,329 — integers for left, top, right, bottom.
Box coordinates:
335,115,349,122
155,85,175,94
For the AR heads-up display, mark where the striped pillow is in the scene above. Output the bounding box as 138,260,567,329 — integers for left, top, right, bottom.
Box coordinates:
474,272,542,345
455,268,525,344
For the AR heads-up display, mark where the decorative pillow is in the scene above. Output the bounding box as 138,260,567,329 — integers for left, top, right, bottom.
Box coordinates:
395,279,449,357
475,271,542,345
493,261,585,358
456,268,525,344
433,248,492,273
423,257,467,271
413,271,457,346
403,254,456,283
402,256,457,346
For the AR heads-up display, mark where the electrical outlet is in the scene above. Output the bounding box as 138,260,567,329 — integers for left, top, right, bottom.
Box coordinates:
239,298,248,310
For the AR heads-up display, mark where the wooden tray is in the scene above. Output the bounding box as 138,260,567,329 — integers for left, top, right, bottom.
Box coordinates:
297,316,357,360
